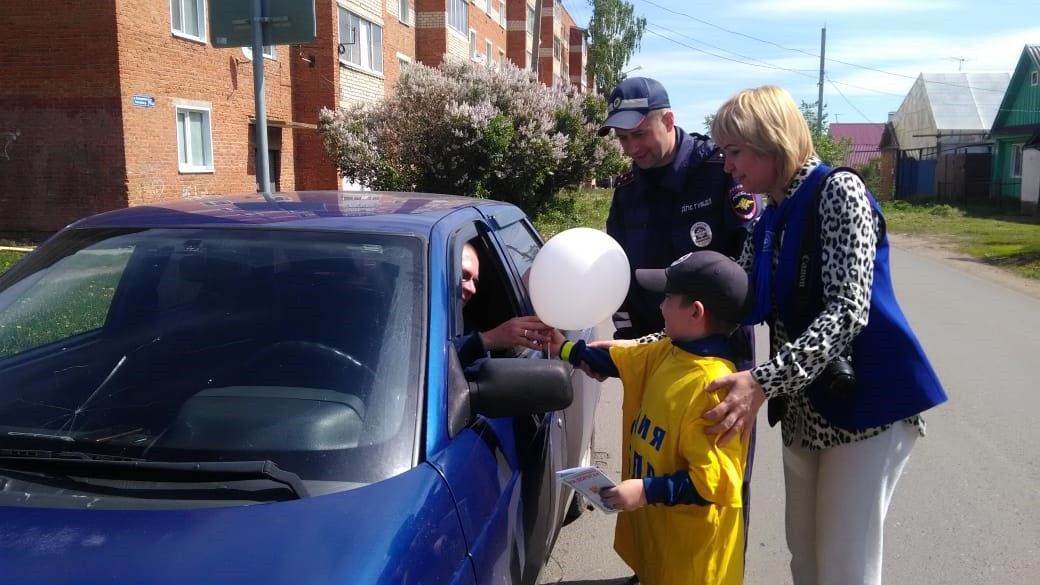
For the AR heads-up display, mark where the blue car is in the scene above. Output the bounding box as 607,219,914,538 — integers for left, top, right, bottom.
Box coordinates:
0,191,601,584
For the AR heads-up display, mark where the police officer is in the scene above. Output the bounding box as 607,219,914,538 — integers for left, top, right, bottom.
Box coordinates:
599,77,758,345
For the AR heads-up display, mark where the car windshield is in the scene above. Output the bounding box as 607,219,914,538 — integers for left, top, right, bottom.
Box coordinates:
0,227,424,485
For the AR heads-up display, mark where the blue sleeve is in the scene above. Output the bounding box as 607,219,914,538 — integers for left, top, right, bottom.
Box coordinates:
453,331,486,367
643,471,711,506
566,340,620,378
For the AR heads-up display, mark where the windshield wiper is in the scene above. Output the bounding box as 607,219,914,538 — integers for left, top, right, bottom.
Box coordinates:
0,456,308,499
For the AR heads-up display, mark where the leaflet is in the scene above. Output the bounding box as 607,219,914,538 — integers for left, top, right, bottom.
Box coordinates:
555,465,618,514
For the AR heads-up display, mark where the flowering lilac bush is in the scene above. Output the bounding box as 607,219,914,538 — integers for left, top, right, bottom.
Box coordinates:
318,60,626,214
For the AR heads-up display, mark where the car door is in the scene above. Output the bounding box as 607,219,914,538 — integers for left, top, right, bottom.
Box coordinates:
481,210,600,552
438,219,556,585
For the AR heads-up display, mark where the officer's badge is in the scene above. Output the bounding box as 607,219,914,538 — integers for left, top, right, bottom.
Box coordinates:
690,222,713,248
730,187,758,221
707,149,725,164
610,96,622,112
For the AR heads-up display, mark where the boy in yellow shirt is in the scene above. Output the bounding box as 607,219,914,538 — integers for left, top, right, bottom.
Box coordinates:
552,250,751,585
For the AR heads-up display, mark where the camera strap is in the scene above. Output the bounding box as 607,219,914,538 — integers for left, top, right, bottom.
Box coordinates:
768,165,858,426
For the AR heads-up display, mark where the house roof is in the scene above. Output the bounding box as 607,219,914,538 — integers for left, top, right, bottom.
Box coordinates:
829,123,885,167
991,44,1040,133
920,72,1010,131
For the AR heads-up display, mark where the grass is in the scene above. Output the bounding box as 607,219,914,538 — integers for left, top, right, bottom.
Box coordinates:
879,200,1040,280
0,239,34,275
532,188,613,239
2,195,1037,284
530,191,1040,283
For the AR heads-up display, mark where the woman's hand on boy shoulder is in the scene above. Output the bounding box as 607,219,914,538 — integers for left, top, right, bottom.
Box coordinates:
703,370,766,445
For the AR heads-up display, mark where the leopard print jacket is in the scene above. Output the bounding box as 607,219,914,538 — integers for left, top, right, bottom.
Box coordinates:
744,158,924,450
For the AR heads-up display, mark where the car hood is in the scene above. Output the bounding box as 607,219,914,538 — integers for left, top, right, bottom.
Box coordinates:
0,464,468,585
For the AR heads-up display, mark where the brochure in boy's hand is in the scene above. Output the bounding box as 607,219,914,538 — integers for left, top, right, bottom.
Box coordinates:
556,465,619,514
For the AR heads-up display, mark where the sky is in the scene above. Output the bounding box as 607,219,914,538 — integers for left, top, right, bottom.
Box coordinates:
562,0,1040,131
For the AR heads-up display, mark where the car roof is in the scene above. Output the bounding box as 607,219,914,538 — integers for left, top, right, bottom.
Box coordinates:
69,191,509,234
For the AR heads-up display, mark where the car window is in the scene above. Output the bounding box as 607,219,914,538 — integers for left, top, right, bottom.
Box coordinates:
0,245,131,358
0,227,423,485
496,219,542,286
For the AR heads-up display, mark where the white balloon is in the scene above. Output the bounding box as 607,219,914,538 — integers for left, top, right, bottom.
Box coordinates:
529,228,630,331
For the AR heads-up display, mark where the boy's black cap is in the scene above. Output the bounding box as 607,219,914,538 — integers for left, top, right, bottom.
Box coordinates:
635,251,751,323
598,77,671,136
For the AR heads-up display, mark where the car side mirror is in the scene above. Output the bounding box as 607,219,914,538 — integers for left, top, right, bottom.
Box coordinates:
469,358,574,418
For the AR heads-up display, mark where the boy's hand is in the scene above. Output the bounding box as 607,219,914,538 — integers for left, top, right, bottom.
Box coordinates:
600,479,646,512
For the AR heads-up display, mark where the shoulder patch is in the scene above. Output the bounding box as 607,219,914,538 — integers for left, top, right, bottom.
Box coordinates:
706,149,725,164
730,187,758,221
615,171,636,187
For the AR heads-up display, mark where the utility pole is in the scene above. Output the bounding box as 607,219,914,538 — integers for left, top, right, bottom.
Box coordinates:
251,0,272,199
817,26,826,134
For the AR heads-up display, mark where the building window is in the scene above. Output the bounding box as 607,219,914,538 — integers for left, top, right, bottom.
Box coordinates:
485,40,493,66
176,106,213,173
477,0,488,12
554,36,562,60
1032,71,1039,86
399,0,410,24
470,29,478,60
526,50,533,69
242,45,276,60
527,6,535,34
171,0,206,41
448,0,468,34
339,9,383,74
1011,144,1023,178
499,0,506,26
553,0,560,21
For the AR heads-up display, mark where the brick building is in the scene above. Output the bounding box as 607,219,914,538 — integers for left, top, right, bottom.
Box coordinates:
1,0,587,233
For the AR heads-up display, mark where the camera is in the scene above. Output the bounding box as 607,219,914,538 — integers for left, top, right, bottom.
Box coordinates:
806,356,856,409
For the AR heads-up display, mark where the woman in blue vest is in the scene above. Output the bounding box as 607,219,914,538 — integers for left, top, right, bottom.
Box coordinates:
701,85,947,585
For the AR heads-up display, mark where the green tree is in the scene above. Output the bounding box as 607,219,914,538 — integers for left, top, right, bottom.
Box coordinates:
587,0,647,94
800,101,850,167
317,61,626,216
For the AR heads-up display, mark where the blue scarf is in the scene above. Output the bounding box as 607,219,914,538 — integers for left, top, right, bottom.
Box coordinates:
744,164,832,326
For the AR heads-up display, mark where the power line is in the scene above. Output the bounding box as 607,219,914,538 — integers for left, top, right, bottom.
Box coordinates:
649,21,817,73
632,0,1008,93
645,23,906,98
826,74,872,122
644,26,815,77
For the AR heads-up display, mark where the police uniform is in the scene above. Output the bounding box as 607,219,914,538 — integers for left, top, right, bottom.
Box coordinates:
606,126,758,341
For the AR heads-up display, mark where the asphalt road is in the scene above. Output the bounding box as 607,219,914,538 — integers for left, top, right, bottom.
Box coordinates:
540,245,1040,585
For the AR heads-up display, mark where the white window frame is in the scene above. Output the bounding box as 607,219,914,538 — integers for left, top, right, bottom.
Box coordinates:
448,0,469,34
399,0,411,25
470,29,479,60
485,40,493,66
171,0,206,42
526,6,535,35
526,49,533,69
175,104,214,173
1032,71,1039,86
339,9,384,75
499,0,507,27
242,45,276,61
1011,143,1024,178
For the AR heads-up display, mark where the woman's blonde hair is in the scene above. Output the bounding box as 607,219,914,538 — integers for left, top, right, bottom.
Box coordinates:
711,85,815,193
